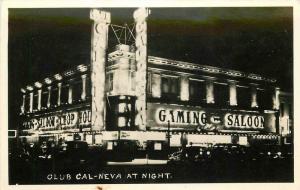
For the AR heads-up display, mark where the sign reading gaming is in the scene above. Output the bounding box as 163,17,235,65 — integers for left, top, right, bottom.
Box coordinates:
156,109,207,126
22,110,91,131
149,104,264,130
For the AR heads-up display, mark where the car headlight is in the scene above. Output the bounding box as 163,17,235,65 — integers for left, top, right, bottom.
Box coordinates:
267,152,271,155
207,151,211,155
199,151,203,155
277,152,282,156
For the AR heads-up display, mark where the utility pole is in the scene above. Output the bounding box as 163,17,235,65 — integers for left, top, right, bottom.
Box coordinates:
167,120,171,153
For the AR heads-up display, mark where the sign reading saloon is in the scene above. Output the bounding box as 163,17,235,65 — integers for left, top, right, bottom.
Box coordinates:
147,103,264,131
224,113,264,129
22,110,91,131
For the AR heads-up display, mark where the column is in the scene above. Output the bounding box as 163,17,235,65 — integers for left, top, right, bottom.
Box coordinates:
250,84,258,108
180,76,189,101
272,87,280,136
47,86,51,108
151,73,161,98
68,82,73,104
29,91,33,113
272,87,280,110
57,82,62,106
206,80,214,104
34,82,42,110
37,89,42,110
21,94,26,114
20,89,26,114
228,81,237,106
81,74,87,101
134,7,150,130
90,9,111,131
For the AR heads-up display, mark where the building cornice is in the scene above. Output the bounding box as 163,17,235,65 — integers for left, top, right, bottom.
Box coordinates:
20,64,90,92
21,54,277,92
148,56,276,83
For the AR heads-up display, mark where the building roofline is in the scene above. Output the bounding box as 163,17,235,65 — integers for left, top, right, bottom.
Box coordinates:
147,56,276,83
20,55,277,92
279,91,293,96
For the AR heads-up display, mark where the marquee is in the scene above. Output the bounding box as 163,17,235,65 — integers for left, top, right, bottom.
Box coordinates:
22,110,91,131
147,103,265,131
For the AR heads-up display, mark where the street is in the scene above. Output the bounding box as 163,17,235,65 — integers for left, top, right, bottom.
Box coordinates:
9,153,293,184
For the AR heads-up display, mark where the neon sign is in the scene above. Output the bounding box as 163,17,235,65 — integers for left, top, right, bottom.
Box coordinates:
224,114,264,129
22,110,92,130
156,109,206,126
150,104,265,130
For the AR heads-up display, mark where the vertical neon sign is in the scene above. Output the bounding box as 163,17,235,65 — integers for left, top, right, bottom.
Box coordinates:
134,8,150,130
90,9,111,131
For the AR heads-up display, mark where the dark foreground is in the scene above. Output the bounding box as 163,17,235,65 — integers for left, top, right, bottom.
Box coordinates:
9,156,293,184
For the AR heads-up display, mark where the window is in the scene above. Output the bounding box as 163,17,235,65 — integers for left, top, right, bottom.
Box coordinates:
61,84,69,105
162,77,169,94
85,76,91,99
72,78,82,103
189,79,206,103
33,91,39,110
51,88,58,106
237,86,250,108
41,88,49,108
161,76,179,100
257,89,272,109
25,94,30,112
280,103,285,117
214,83,228,106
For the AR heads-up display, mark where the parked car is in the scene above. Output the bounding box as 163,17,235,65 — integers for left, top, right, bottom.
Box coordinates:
194,146,212,162
211,144,248,161
168,146,212,164
105,140,138,162
280,144,293,159
168,149,184,165
64,141,89,166
247,144,282,160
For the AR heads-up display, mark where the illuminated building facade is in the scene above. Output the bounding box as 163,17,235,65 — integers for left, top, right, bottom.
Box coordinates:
17,8,292,159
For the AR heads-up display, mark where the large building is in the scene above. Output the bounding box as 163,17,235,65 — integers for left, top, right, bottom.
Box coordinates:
16,8,292,160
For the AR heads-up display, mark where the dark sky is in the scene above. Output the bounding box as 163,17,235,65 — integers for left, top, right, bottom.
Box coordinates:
8,7,293,125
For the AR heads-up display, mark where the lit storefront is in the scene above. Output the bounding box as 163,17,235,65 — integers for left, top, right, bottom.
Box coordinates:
279,91,293,144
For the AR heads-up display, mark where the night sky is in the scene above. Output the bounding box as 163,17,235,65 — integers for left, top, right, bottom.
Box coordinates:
8,7,293,128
